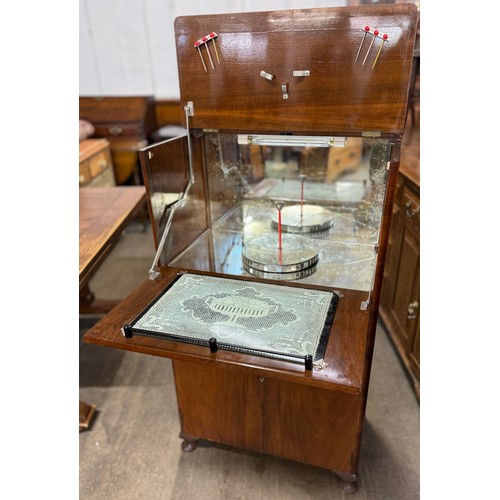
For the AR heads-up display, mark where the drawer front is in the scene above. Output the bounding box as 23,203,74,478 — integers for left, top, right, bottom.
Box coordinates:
402,185,419,237
88,149,112,178
94,123,144,138
79,161,91,186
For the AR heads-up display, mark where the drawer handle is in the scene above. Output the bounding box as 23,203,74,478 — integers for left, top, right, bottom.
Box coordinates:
108,126,123,136
407,300,419,320
405,201,420,218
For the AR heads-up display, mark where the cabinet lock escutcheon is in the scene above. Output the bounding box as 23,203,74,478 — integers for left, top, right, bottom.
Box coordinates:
281,83,289,99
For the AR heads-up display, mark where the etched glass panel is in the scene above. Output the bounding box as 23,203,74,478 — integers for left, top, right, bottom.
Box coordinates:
131,273,337,364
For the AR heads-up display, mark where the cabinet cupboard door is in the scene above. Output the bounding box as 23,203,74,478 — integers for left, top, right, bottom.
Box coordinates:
173,360,361,473
391,225,419,349
139,134,209,266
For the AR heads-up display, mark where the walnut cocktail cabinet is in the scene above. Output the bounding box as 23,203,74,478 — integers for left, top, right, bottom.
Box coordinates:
84,5,418,494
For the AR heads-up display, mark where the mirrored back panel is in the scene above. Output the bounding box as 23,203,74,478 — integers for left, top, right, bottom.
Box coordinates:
165,132,392,292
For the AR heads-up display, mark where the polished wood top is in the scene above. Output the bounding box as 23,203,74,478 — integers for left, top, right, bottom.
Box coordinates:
175,4,418,135
83,267,370,393
79,139,110,162
79,186,146,288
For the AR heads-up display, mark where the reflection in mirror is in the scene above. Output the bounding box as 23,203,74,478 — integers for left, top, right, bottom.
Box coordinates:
170,133,392,291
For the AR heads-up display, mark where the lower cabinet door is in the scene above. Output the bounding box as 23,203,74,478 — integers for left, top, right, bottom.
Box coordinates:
172,359,362,474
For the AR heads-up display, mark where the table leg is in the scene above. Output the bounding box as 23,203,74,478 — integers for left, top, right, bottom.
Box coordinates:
79,400,96,432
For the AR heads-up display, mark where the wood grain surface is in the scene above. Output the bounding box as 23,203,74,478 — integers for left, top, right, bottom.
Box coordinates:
83,266,369,393
79,186,146,289
173,359,360,473
175,4,418,135
82,5,418,487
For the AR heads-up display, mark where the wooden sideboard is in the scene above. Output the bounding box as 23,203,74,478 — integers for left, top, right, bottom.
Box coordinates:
380,125,420,400
79,96,158,185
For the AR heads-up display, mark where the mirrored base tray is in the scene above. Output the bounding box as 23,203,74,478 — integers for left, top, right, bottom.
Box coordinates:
128,273,339,366
271,204,335,234
170,228,376,291
242,233,319,280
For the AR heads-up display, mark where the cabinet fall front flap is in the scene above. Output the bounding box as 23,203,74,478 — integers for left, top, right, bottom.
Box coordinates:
175,4,419,135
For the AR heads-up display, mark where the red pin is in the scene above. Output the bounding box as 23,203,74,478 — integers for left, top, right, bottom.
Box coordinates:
362,29,379,65
209,32,220,63
194,41,207,72
372,33,389,69
202,36,215,70
355,26,371,62
275,201,284,265
298,174,306,225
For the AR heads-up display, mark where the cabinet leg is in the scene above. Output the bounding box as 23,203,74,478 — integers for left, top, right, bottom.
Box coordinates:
180,432,199,452
335,472,358,494
79,284,95,309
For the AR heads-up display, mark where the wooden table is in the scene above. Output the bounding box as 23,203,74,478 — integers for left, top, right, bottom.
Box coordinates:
79,186,146,313
79,186,146,431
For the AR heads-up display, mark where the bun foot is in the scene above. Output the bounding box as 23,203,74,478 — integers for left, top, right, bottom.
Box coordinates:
181,440,197,452
343,480,358,494
180,432,199,452
335,472,358,494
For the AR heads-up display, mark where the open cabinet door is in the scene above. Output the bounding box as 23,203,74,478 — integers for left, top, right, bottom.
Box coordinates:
139,132,210,269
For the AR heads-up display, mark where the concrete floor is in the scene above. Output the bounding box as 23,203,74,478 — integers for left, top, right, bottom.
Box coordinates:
79,222,420,499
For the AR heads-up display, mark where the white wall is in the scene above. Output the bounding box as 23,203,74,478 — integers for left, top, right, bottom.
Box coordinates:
79,0,347,99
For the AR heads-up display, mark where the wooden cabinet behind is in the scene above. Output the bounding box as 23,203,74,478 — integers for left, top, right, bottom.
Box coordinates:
79,96,157,185
380,136,420,400
79,139,116,187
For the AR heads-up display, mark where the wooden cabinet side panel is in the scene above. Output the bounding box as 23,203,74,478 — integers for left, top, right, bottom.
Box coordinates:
262,379,361,474
173,360,264,452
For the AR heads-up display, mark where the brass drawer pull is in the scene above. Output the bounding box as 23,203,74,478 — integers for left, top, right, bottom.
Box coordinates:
108,126,123,136
407,300,419,320
405,201,420,218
